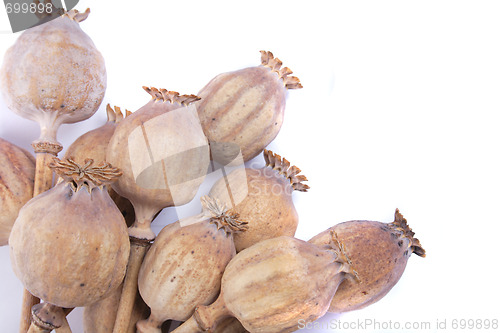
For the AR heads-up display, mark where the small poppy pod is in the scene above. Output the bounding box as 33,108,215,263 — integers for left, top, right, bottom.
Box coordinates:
0,9,106,148
136,196,248,333
196,50,302,164
209,149,308,252
65,104,135,226
107,87,210,241
173,236,357,333
308,209,426,313
8,158,129,308
0,137,35,246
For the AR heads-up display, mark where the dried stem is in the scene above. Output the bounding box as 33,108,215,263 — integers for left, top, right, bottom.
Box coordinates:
112,238,151,333
19,142,62,333
260,50,303,89
263,149,309,192
27,303,70,333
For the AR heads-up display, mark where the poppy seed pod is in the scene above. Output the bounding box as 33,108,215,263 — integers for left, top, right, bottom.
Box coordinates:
197,51,302,164
0,137,35,246
173,236,357,333
136,196,247,333
0,9,106,151
9,158,129,308
209,149,308,252
308,209,425,313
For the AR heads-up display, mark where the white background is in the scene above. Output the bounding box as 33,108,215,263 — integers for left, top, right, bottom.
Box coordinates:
1,1,500,332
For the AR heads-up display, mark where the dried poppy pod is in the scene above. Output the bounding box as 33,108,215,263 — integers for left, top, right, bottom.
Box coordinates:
136,196,247,333
0,137,35,246
213,318,248,333
173,236,357,333
0,8,106,152
197,50,302,164
65,104,135,226
107,87,210,333
308,209,426,313
8,158,129,308
209,149,308,252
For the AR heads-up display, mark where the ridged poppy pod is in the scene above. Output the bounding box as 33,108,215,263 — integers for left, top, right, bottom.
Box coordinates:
107,87,210,241
136,196,247,333
0,9,106,152
65,104,135,226
107,87,210,333
173,236,358,333
213,318,248,333
196,50,302,164
8,158,129,308
308,209,426,313
0,137,35,246
209,149,308,252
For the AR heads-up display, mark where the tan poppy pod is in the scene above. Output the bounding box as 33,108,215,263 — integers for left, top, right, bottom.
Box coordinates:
83,286,150,333
107,87,210,333
0,137,35,246
197,50,302,164
173,236,357,333
213,318,248,333
136,196,247,333
65,104,135,226
8,158,129,308
209,149,308,252
0,9,106,151
107,87,210,241
308,209,426,313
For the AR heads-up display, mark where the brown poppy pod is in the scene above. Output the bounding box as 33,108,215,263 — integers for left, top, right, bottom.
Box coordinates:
209,149,308,252
136,196,247,333
0,137,35,246
106,87,210,333
0,9,106,151
197,51,302,164
8,158,129,308
64,104,135,226
213,318,248,333
173,236,358,333
308,209,426,313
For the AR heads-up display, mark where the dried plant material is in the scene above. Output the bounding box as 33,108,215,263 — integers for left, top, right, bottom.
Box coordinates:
172,236,357,333
107,87,210,333
0,138,35,246
0,9,106,148
9,158,129,308
196,50,302,164
65,104,135,226
136,196,246,333
213,318,248,333
308,209,425,313
209,149,308,252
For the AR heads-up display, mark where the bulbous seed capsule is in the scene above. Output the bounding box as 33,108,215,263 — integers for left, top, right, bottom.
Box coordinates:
209,149,308,252
0,9,106,149
172,236,357,333
197,51,302,164
9,158,129,308
0,138,35,246
65,104,135,226
136,196,247,333
308,209,425,313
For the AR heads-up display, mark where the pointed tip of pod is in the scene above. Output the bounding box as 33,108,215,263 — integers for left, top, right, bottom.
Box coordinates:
64,8,91,22
200,195,249,234
106,104,131,123
49,157,122,192
392,209,426,257
260,50,303,89
263,149,310,192
142,86,201,106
